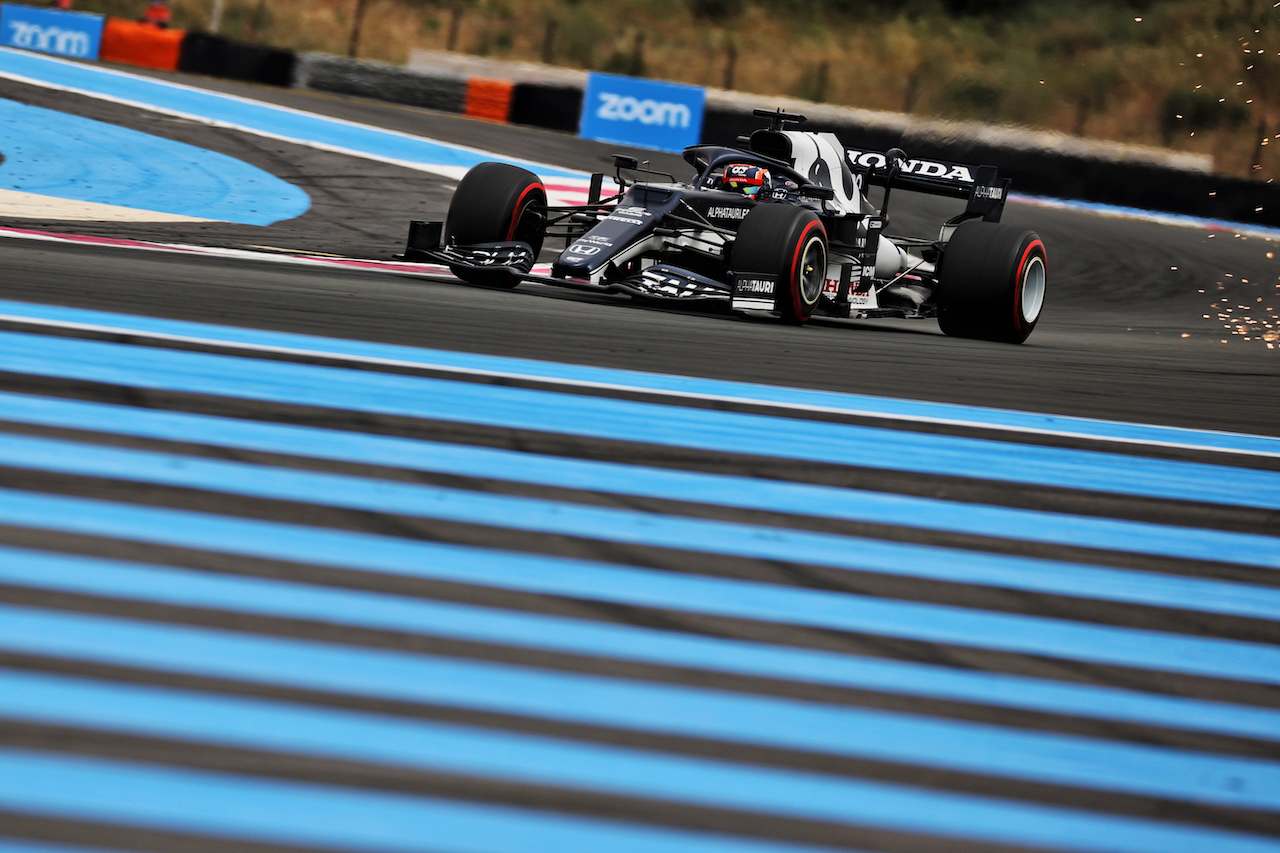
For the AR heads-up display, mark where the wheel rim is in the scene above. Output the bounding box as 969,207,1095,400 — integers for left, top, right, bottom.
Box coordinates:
1020,254,1046,324
799,236,826,305
511,194,546,252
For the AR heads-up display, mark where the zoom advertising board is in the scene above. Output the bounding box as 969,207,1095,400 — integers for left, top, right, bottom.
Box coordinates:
1,4,104,60
579,73,705,154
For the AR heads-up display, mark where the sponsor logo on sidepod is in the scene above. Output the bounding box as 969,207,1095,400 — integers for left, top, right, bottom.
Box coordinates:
708,206,749,221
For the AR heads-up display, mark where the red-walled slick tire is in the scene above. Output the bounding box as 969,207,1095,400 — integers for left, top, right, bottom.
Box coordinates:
937,221,1047,344
445,162,547,288
733,204,828,324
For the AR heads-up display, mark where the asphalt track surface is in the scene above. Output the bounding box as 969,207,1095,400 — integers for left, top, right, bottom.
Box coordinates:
0,64,1278,853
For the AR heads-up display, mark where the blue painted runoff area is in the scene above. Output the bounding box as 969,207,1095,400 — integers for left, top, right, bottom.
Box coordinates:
0,99,309,224
4,545,1279,743
2,671,1279,853
0,47,582,179
0,299,1273,458
0,329,1277,509
8,747,1280,853
0,494,1277,684
0,748,852,853
0,431,1274,620
0,392,1274,571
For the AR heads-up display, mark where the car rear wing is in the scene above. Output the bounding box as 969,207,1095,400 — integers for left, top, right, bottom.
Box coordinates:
845,147,1011,223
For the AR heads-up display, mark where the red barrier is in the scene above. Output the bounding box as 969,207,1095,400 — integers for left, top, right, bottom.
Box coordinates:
99,18,184,71
464,77,513,123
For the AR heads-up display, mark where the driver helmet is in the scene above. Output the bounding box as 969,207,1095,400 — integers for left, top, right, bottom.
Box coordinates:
720,164,772,199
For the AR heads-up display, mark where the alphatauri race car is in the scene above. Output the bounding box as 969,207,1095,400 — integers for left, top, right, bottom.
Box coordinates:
399,109,1047,343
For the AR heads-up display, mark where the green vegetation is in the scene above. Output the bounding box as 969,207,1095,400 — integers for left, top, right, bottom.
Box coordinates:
70,0,1279,178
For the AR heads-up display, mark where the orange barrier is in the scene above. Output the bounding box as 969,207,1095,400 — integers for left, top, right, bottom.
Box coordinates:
463,77,514,123
99,18,184,71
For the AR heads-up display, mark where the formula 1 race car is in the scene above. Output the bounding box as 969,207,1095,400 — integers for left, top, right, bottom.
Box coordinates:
399,109,1047,343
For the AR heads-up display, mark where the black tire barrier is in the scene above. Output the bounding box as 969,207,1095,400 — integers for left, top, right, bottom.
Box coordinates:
292,53,467,114
235,45,294,88
510,82,583,133
177,32,224,76
179,32,295,87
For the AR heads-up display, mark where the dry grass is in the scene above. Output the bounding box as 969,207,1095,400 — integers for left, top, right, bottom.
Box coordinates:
69,0,1280,179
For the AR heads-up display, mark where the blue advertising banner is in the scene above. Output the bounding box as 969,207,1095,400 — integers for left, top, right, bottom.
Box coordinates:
0,4,103,61
579,72,705,154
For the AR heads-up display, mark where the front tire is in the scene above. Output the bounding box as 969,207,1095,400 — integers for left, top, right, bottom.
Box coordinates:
445,162,547,288
936,221,1046,343
732,204,828,324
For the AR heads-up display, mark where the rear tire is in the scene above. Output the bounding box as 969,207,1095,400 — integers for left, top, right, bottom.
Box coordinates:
445,162,547,288
733,204,828,324
936,221,1046,343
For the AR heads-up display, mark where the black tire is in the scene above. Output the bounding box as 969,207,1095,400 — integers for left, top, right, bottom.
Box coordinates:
936,221,1047,344
733,204,828,324
445,162,547,287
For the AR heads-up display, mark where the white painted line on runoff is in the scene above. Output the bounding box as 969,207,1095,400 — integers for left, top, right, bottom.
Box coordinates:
0,189,216,223
0,225,557,277
0,293,1274,459
0,225,445,273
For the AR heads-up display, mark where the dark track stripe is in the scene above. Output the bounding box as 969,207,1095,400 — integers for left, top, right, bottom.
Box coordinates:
4,606,1280,813
0,330,1275,508
0,840,138,853
0,842,126,853
1,491,1278,682
0,392,1273,569
4,547,1280,742
3,669,1280,849
0,433,1274,620
0,748,851,853
3,379,1269,537
0,743,1276,853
